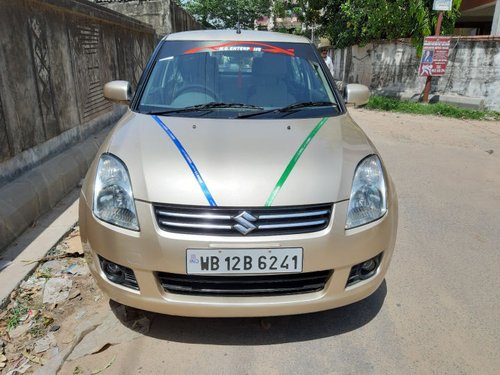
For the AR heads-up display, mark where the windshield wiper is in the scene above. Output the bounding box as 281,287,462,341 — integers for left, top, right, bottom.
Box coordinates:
200,102,264,109
277,101,338,112
147,102,263,115
236,101,338,119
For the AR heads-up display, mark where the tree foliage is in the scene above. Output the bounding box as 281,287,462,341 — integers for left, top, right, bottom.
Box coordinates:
272,0,322,26
182,0,272,30
182,0,462,54
271,0,322,36
316,0,462,51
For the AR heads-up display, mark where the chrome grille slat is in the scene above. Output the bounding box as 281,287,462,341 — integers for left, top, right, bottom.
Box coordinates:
258,220,326,230
258,210,330,219
156,211,231,220
154,203,333,236
159,221,232,230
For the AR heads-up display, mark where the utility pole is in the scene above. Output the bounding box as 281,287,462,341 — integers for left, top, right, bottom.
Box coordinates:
422,12,444,103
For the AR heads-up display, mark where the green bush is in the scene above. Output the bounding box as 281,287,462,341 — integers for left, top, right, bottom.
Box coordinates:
366,96,500,121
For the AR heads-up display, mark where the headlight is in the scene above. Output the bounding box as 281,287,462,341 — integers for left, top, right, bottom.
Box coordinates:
346,155,387,229
93,154,139,231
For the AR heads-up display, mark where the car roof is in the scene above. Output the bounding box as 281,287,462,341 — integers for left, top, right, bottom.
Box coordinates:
163,30,311,44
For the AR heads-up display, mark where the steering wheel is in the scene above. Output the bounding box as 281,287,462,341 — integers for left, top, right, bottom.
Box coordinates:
174,85,219,102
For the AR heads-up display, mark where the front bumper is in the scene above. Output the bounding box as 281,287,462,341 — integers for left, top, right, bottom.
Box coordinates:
79,193,397,317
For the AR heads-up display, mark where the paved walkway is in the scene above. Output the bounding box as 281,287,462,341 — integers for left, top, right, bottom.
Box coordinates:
0,189,79,307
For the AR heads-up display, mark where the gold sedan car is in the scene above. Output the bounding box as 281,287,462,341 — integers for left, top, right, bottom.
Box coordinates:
79,30,397,317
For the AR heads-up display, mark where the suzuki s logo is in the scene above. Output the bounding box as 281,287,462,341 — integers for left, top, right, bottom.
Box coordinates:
233,211,257,235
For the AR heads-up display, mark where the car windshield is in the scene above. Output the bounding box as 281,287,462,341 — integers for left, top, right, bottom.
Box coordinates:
136,40,340,119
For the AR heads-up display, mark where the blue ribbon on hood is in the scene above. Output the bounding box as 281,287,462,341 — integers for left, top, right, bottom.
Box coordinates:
152,115,217,207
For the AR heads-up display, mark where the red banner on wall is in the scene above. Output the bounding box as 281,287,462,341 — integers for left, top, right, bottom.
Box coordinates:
418,36,451,77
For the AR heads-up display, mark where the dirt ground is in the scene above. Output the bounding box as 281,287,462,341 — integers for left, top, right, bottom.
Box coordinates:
1,108,499,374
0,227,110,374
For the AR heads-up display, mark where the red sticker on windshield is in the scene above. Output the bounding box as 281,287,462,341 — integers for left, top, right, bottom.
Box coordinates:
184,41,295,56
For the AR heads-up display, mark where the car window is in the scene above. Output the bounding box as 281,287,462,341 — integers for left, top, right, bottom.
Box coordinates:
137,40,340,118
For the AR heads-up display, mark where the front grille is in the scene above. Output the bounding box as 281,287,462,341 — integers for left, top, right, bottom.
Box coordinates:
158,271,332,297
153,203,333,236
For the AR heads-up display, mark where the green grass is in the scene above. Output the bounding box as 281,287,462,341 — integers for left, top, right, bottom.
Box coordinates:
7,305,29,331
365,96,500,121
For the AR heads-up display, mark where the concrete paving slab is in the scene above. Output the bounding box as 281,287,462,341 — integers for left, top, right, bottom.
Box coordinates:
438,94,485,110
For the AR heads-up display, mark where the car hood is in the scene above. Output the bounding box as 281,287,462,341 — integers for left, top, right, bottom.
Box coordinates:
104,110,375,207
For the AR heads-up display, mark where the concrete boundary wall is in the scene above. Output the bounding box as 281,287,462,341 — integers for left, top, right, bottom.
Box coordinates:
0,0,155,252
0,0,155,175
93,0,203,38
332,37,500,111
0,108,122,186
0,124,114,253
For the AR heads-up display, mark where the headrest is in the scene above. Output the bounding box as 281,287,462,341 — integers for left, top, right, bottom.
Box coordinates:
252,54,287,78
178,54,218,82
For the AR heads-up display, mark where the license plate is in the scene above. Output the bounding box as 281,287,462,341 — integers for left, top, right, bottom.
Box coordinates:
186,248,303,275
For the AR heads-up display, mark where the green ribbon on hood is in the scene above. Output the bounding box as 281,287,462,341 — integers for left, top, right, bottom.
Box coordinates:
265,117,328,207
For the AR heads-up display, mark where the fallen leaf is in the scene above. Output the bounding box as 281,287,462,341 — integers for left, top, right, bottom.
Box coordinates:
91,343,112,355
33,333,56,354
49,325,60,332
63,236,84,255
62,336,75,344
8,322,32,340
69,290,81,300
22,350,46,365
5,358,31,374
90,356,116,375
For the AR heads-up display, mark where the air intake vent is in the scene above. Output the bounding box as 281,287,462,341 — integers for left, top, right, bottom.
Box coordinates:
153,203,333,236
99,256,139,290
346,253,383,288
158,271,332,296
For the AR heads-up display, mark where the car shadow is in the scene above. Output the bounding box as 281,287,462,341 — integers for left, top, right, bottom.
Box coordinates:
110,280,387,345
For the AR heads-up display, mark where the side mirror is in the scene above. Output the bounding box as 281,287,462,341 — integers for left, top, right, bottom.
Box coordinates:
345,84,370,107
103,81,132,105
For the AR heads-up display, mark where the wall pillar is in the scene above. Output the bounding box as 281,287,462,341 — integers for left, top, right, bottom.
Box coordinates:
492,0,500,35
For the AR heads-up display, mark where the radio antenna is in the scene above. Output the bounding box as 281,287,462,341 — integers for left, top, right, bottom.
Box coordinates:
236,3,241,34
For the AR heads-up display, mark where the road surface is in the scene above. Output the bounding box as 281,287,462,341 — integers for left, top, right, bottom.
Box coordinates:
62,110,500,374
34,109,500,374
